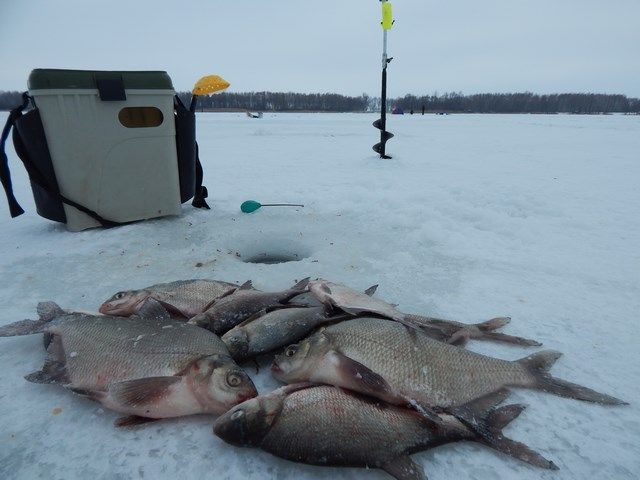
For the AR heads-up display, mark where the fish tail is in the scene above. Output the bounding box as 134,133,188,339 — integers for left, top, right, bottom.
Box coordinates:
519,350,628,405
448,391,557,469
0,319,50,337
476,404,559,470
476,331,542,347
477,316,511,331
0,302,64,337
405,315,541,347
461,317,542,347
290,277,310,292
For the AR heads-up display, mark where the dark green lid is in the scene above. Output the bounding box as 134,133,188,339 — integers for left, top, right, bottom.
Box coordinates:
28,69,174,90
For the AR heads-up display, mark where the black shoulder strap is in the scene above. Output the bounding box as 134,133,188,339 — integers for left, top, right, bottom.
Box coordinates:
0,93,122,228
173,94,209,210
192,142,210,209
0,93,28,217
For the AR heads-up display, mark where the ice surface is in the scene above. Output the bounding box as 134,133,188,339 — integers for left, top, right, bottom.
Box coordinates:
1,112,639,479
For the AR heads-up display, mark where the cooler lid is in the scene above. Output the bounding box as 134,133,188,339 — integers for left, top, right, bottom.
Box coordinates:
28,69,174,90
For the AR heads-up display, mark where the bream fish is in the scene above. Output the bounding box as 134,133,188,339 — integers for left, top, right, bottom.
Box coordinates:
99,279,241,318
214,384,556,480
0,302,257,426
222,285,377,360
222,306,350,361
189,278,310,335
309,279,541,346
272,317,626,420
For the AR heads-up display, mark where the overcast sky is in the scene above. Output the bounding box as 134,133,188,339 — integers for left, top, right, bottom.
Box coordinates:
1,0,638,97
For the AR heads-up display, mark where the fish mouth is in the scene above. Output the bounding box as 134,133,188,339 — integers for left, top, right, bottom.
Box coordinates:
98,303,112,314
270,361,283,375
238,386,259,404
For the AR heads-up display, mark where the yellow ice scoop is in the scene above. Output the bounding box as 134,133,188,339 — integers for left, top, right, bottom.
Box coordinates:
192,75,230,96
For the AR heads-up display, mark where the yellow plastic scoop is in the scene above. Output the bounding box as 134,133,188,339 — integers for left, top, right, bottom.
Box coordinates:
192,75,230,96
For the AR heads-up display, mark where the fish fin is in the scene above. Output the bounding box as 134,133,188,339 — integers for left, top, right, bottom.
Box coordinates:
24,366,67,384
443,389,511,430
239,280,253,290
291,277,310,291
67,387,105,401
330,350,394,396
44,334,66,363
518,350,562,373
0,301,65,337
328,351,444,421
450,399,558,470
133,298,172,320
109,377,181,407
215,288,239,303
114,415,160,428
476,331,542,347
479,405,559,470
241,304,308,327
273,304,310,311
522,350,626,406
419,315,541,347
486,403,525,430
0,319,50,337
338,306,368,316
381,456,426,480
27,335,69,384
279,382,317,395
401,396,447,425
188,312,211,329
400,317,452,343
364,284,378,296
394,316,443,337
37,301,65,321
463,389,512,415
446,330,470,346
318,284,332,295
477,316,511,330
469,317,542,346
236,308,269,327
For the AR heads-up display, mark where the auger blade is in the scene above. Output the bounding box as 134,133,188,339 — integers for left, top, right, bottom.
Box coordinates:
373,125,394,157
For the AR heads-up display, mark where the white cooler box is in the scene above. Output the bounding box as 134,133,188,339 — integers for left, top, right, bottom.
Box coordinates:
0,69,207,231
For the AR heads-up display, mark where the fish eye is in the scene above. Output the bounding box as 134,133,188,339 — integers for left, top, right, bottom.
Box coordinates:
284,345,298,357
226,372,243,387
113,292,126,300
231,410,244,420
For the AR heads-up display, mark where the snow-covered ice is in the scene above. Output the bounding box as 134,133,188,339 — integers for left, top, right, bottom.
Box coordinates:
1,112,639,479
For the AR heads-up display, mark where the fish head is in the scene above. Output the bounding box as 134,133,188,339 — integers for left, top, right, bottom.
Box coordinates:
271,333,329,383
190,355,257,414
221,328,250,360
213,390,285,447
99,290,149,316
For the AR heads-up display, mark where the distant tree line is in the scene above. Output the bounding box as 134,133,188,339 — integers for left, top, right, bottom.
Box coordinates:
394,92,640,114
181,91,640,114
0,91,22,110
1,89,638,113
176,91,371,112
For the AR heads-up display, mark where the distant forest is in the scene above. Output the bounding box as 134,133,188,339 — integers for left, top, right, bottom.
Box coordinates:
1,89,639,114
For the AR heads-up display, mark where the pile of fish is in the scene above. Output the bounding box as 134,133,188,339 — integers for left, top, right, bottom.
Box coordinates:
0,277,627,479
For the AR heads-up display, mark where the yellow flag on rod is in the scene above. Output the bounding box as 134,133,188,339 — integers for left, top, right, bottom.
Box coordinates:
381,1,393,30
192,75,230,96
